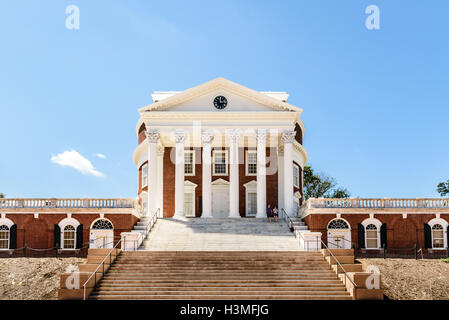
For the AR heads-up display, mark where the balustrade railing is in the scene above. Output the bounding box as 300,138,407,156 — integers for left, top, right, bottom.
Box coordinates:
0,198,136,209
302,197,449,209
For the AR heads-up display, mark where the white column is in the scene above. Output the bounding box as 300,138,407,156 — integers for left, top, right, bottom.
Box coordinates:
256,129,267,218
157,146,164,218
145,129,160,217
173,129,187,218
227,129,241,218
277,146,284,218
282,129,296,216
201,130,214,218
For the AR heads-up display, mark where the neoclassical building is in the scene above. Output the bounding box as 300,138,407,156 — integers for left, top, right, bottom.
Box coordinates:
133,78,307,219
0,78,448,255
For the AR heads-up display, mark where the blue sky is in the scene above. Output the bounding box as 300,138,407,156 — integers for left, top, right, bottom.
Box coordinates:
0,1,448,199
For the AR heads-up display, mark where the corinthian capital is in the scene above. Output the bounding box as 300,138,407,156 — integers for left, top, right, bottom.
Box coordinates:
226,129,241,144
201,130,214,144
256,129,267,144
145,129,160,143
281,129,296,144
173,129,187,144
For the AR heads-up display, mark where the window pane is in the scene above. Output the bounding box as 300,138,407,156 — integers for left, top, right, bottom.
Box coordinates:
247,152,257,175
184,152,194,174
367,239,378,248
293,165,299,187
142,164,148,187
214,152,227,174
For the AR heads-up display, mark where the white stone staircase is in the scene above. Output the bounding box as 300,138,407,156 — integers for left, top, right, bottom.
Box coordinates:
139,218,300,251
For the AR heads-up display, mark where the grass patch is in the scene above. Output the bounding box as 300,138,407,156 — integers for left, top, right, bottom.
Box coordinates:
442,258,449,263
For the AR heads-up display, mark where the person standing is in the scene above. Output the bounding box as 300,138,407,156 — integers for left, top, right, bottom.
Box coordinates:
266,204,272,222
273,206,279,222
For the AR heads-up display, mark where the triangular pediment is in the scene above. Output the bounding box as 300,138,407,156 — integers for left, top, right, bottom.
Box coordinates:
211,178,229,186
139,78,302,114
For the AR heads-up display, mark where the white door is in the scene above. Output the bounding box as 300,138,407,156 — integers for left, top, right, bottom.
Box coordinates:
184,192,195,217
212,188,229,218
246,192,257,217
89,230,114,249
327,230,352,249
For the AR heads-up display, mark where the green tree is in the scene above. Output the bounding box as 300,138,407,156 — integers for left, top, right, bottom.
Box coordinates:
0,193,4,198
437,180,449,196
303,165,350,200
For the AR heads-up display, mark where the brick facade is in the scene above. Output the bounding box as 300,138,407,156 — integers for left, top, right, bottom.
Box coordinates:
304,213,449,249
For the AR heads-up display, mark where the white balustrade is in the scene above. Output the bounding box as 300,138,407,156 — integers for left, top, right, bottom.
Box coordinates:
303,198,449,209
0,198,135,208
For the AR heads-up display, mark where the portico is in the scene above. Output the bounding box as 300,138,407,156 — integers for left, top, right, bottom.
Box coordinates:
132,78,308,219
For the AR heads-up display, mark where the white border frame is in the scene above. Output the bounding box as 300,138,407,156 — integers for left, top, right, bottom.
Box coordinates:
0,218,13,250
59,217,80,250
362,218,382,250
327,217,352,249
212,150,228,176
428,218,448,250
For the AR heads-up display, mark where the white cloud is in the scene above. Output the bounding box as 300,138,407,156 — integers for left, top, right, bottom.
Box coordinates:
51,150,105,178
95,153,106,159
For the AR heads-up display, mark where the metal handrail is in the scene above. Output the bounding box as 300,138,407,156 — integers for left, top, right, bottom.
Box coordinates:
281,208,294,232
82,239,121,300
319,237,357,288
144,208,159,238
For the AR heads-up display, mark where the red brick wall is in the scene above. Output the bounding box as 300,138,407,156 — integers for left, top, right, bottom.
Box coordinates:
138,123,146,144
162,147,279,218
4,213,138,250
305,213,449,249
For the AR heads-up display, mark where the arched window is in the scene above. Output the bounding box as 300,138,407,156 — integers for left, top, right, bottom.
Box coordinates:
91,219,113,230
63,225,76,249
432,224,444,249
328,219,349,229
366,224,378,248
0,225,9,249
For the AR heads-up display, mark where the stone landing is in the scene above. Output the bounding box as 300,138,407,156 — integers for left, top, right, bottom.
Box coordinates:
140,218,300,251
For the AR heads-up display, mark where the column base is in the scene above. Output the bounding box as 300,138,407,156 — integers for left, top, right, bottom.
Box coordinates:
201,213,213,218
256,213,266,219
228,213,241,218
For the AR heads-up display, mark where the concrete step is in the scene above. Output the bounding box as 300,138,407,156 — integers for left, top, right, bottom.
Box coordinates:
93,289,350,296
95,286,346,292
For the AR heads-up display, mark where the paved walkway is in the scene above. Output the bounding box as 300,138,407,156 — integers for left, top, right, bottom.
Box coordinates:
141,218,300,251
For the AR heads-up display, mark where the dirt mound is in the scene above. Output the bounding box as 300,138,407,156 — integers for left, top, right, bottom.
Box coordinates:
358,258,449,300
0,257,86,300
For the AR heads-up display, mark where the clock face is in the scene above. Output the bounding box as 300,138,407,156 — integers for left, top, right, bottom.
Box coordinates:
213,96,228,109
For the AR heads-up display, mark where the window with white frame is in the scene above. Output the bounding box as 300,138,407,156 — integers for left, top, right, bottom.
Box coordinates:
432,224,444,248
63,225,76,249
365,224,378,249
246,150,257,176
184,150,195,175
0,225,9,249
213,151,228,175
293,164,300,188
142,163,148,188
